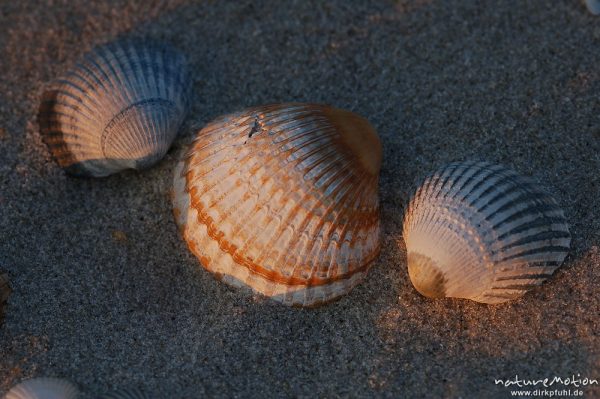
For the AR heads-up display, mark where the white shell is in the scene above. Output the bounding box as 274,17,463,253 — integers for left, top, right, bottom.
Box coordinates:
403,161,571,304
39,39,191,177
4,378,79,399
99,388,149,399
585,0,600,14
173,103,382,306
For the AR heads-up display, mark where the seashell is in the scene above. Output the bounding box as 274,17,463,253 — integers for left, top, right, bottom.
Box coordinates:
39,39,191,177
4,378,79,399
99,388,149,399
0,269,10,326
172,103,382,306
585,0,600,14
402,161,570,304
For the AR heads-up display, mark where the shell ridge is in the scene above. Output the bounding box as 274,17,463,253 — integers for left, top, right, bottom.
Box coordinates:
292,169,370,282
441,161,479,200
235,176,322,279
110,43,139,103
193,166,376,285
282,126,336,156
124,43,145,96
43,100,97,132
285,133,337,167
467,171,520,209
433,164,461,201
304,149,348,183
495,245,571,264
96,44,136,106
64,64,114,113
239,159,340,276
317,170,379,276
477,179,539,211
496,216,569,241
488,203,564,231
458,165,504,203
478,185,551,217
495,229,571,253
270,117,332,146
81,51,128,111
327,172,379,245
304,147,350,188
495,273,555,282
56,75,104,118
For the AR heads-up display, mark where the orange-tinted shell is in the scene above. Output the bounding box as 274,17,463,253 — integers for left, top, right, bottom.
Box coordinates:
172,103,382,306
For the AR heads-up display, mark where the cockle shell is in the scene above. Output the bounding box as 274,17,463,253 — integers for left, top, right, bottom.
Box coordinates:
172,103,382,306
0,269,10,326
4,378,79,399
586,0,600,14
402,161,570,304
39,39,191,177
99,388,149,399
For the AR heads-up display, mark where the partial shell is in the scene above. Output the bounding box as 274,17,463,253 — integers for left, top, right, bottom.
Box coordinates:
39,39,191,177
173,103,382,306
0,269,10,326
4,378,79,399
403,161,570,304
586,0,600,14
99,388,149,399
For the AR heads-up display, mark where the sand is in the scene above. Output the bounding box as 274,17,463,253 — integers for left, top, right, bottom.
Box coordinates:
0,0,598,397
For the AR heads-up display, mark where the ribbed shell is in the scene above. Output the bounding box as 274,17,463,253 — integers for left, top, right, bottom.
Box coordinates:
4,378,79,399
403,161,570,304
39,39,191,177
173,103,382,306
586,0,600,14
0,270,10,326
99,388,149,399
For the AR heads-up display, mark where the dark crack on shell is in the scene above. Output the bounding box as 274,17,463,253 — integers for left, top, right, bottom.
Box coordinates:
244,116,265,144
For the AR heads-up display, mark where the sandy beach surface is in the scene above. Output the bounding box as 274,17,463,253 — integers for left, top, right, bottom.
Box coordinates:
0,1,599,397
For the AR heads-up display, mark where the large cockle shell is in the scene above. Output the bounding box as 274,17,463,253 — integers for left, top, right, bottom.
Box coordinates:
402,161,570,304
39,39,191,177
4,378,79,399
0,269,10,326
173,103,382,306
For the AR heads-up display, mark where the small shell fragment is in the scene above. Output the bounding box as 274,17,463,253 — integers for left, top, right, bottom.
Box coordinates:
0,269,10,326
39,39,191,177
173,103,382,306
402,161,571,304
4,378,79,399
